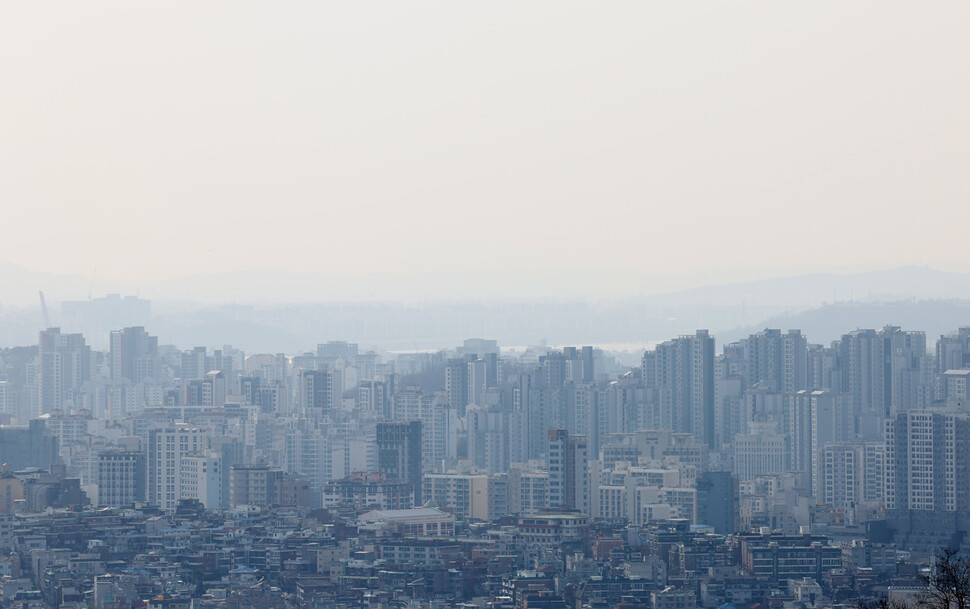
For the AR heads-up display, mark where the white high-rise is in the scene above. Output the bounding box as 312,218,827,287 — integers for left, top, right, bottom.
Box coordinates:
179,453,222,509
148,426,206,511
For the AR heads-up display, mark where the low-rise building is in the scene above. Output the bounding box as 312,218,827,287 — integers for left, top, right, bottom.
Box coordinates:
358,506,455,537
323,472,415,511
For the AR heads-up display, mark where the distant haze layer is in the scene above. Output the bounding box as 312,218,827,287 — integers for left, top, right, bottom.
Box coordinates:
3,266,970,354
1,2,969,287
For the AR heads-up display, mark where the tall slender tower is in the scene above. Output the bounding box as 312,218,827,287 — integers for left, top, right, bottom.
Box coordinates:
547,428,589,514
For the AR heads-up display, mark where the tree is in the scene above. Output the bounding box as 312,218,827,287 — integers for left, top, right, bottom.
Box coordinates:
921,547,970,609
859,596,912,609
860,547,970,609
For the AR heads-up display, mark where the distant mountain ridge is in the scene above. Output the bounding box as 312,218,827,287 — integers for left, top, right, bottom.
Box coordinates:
720,299,970,347
637,266,965,308
2,262,970,353
1,262,966,307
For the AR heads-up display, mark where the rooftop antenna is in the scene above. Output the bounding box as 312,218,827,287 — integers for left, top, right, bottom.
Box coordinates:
39,291,51,328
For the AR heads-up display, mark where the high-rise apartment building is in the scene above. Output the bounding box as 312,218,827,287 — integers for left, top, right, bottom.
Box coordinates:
547,429,589,514
789,389,846,495
540,347,595,387
109,326,158,383
299,368,340,416
646,330,715,446
742,329,808,394
148,426,206,511
862,442,886,505
38,328,91,414
0,420,60,471
229,464,282,508
377,421,423,504
838,326,926,423
201,370,226,407
456,338,499,358
179,453,222,509
97,450,146,508
391,388,455,468
358,378,389,418
885,409,970,513
423,472,489,520
696,471,738,534
445,358,469,415
819,441,886,520
181,347,207,380
508,464,549,515
807,344,838,392
940,369,970,402
820,442,865,513
937,327,970,373
733,422,787,481
465,404,510,475
714,345,744,450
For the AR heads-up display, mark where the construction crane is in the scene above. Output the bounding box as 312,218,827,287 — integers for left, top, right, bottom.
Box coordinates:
39,291,51,328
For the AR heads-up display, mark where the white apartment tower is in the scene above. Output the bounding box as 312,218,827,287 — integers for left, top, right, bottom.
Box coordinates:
148,426,206,511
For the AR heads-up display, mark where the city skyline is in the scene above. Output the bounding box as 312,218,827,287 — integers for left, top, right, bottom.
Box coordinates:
2,3,969,606
1,316,969,606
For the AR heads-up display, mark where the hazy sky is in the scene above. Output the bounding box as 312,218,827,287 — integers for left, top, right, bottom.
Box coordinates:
2,2,969,290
